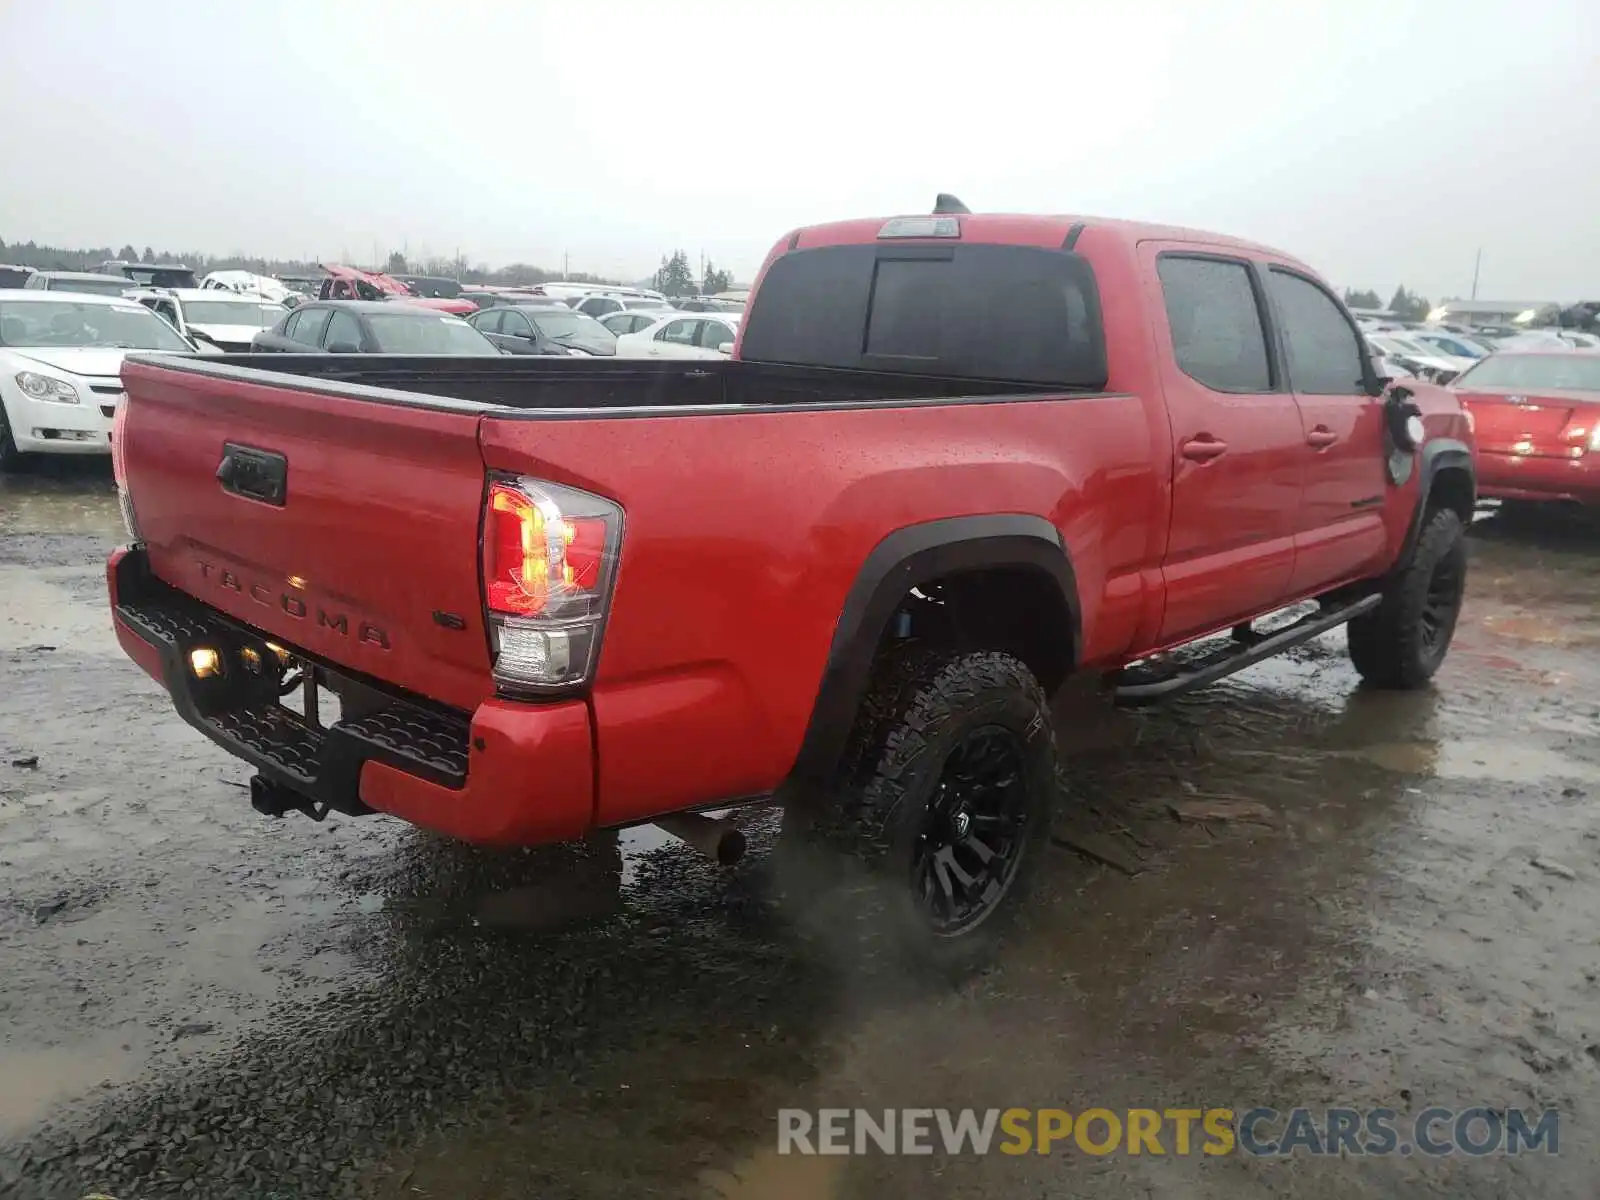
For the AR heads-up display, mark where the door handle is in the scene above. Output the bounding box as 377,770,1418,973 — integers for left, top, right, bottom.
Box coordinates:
1306,426,1338,449
1180,436,1228,462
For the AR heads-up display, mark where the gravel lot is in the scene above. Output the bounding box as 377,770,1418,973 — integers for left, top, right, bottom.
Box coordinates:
3,461,1600,1199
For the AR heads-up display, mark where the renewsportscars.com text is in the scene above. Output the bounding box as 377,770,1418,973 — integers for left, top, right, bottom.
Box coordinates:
777,1107,1559,1157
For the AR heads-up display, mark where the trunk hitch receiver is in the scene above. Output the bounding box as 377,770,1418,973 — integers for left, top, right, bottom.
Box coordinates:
250,775,330,822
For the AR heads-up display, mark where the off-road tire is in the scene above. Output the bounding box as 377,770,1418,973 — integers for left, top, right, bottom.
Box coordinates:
784,647,1058,976
1347,507,1467,688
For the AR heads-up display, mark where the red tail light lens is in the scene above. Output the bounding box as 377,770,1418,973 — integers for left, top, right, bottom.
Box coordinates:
484,483,613,617
481,476,623,692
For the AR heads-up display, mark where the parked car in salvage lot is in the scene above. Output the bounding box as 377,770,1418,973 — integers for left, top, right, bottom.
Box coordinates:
315,264,477,315
22,270,138,298
0,289,196,467
105,203,1474,972
128,288,287,352
250,300,501,355
1451,351,1600,506
613,311,739,359
598,310,662,336
468,304,618,356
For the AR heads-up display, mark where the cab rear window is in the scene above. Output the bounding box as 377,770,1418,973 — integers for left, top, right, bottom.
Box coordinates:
739,243,1106,389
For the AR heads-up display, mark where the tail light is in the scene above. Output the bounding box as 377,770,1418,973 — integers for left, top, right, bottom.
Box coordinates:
110,401,142,542
481,475,623,694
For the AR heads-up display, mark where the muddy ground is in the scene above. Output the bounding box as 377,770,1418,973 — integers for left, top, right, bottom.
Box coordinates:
3,461,1599,1200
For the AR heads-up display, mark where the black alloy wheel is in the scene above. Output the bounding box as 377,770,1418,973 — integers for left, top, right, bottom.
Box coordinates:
913,726,1031,936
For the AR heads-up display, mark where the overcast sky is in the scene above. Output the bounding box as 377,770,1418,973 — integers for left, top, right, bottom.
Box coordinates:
2,1,1596,298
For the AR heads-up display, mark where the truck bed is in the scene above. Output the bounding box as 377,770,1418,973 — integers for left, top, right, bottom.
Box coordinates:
115,349,1149,833
128,353,1062,413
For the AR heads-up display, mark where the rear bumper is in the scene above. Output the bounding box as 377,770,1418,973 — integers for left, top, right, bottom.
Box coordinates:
108,546,594,845
1476,450,1600,504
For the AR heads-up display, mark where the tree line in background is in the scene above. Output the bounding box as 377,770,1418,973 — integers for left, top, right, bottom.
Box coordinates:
1342,286,1433,322
0,236,737,295
653,249,732,297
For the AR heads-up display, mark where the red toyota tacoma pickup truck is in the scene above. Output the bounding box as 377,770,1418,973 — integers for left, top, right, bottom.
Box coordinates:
108,203,1474,969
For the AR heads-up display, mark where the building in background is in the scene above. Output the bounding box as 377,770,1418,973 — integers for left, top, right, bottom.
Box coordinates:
1427,299,1561,327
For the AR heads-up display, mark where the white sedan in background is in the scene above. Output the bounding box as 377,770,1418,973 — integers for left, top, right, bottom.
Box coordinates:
128,288,287,352
0,289,196,468
613,313,740,360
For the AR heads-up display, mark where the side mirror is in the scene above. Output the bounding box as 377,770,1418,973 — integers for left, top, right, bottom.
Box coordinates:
1361,353,1390,397
190,338,226,356
714,341,733,355
1384,385,1426,451
326,341,361,354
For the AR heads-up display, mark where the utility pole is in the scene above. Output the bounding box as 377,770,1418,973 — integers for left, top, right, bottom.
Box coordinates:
1471,248,1482,300
563,250,570,280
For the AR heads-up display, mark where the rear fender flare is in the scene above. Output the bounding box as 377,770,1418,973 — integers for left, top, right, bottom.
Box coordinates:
786,514,1080,786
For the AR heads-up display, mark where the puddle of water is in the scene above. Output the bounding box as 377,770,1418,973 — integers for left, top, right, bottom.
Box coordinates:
1342,739,1600,783
700,1147,843,1200
0,568,122,653
0,475,120,536
1482,610,1600,647
0,1039,141,1138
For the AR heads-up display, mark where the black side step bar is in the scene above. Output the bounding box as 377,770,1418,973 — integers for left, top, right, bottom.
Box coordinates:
1113,594,1382,706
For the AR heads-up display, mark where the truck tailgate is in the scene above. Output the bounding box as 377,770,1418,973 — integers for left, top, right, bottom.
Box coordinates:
119,359,493,712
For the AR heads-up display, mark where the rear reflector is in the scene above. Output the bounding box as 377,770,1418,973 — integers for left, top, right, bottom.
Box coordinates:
878,216,961,240
111,402,142,543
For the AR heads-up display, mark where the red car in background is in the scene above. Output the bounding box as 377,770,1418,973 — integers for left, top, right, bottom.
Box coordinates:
1452,352,1600,505
316,264,475,315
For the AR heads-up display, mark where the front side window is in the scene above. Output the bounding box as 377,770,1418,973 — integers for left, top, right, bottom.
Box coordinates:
657,319,698,345
290,308,330,346
1156,256,1273,392
697,319,736,349
323,310,364,349
1269,269,1367,395
499,311,533,338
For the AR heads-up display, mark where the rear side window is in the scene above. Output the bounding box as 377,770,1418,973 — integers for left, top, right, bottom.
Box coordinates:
1269,269,1366,395
1157,256,1272,392
740,244,1107,388
291,308,331,347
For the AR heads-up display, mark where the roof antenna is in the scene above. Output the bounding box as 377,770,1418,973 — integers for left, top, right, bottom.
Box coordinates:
933,193,971,215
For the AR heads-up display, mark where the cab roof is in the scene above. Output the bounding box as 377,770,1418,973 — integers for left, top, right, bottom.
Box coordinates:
788,212,1295,262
